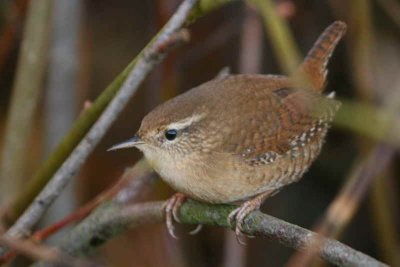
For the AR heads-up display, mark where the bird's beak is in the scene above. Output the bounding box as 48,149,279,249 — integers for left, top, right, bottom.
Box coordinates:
107,134,144,151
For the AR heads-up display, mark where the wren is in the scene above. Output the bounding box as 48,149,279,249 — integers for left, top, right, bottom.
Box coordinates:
110,21,347,239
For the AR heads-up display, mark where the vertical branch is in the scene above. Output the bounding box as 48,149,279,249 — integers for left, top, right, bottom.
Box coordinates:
250,0,302,74
45,1,81,154
43,0,83,234
348,0,374,101
238,5,263,74
0,0,53,202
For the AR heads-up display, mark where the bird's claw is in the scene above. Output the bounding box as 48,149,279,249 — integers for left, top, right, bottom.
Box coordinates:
189,224,203,235
228,190,276,244
164,198,178,238
164,193,202,238
228,205,255,245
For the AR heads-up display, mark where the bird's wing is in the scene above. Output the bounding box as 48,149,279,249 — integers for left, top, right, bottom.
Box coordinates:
218,83,340,166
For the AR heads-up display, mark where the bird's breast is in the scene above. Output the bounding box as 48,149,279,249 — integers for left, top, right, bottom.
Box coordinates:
142,134,325,204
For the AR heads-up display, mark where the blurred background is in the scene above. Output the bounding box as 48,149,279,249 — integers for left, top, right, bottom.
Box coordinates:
0,0,399,266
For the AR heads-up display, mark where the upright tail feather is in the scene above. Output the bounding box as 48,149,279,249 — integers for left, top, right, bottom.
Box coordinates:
294,21,347,92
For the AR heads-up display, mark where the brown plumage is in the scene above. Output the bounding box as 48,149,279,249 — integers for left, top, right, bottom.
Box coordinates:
110,21,347,240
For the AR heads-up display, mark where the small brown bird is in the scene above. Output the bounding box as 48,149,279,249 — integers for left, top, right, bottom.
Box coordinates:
110,21,347,239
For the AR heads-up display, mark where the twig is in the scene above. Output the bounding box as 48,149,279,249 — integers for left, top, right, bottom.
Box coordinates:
0,0,53,203
3,0,195,246
32,200,387,267
2,0,236,227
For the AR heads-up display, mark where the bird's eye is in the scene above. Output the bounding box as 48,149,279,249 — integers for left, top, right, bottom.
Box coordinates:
165,129,178,141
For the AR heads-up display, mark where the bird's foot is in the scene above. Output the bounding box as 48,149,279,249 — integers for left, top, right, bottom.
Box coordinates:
163,193,203,238
228,202,258,245
228,190,276,245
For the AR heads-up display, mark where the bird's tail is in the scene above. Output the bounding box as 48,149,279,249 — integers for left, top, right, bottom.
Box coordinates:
294,21,347,92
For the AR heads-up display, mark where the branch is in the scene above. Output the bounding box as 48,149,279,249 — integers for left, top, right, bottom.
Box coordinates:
43,0,83,223
2,0,195,245
33,200,387,267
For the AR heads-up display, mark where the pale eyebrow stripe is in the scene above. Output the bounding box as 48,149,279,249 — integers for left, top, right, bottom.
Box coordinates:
166,113,205,130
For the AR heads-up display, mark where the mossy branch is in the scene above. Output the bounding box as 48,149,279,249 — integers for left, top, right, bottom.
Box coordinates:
33,200,387,267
